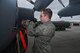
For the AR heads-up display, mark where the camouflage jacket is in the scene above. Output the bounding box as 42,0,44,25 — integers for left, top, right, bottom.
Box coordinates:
27,21,55,53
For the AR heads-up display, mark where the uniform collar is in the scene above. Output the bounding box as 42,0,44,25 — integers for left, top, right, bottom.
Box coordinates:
42,20,51,25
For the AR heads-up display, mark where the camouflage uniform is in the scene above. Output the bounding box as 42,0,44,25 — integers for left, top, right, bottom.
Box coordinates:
27,21,55,53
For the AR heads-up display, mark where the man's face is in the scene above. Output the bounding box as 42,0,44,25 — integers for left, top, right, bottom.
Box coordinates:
40,11,49,23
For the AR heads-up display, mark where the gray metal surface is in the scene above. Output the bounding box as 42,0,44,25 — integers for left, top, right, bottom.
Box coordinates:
34,0,54,11
0,0,17,52
58,0,80,17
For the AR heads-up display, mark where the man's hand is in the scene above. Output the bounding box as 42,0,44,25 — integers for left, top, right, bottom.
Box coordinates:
29,21,35,27
21,20,30,28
